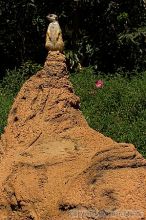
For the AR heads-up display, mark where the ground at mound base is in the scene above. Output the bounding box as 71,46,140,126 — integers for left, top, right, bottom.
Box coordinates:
0,51,146,220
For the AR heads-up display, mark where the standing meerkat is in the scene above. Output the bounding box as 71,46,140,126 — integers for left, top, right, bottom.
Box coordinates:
45,14,64,52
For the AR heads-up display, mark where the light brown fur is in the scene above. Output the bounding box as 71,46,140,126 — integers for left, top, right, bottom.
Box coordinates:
45,14,64,52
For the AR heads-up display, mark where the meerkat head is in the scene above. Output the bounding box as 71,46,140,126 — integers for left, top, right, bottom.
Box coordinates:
46,14,58,22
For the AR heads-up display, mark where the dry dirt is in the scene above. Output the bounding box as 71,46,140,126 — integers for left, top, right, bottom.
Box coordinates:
0,51,146,220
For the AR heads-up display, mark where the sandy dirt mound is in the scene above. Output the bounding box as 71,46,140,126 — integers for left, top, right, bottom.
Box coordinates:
0,51,146,220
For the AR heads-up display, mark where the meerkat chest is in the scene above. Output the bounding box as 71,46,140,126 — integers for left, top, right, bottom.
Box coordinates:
48,22,61,42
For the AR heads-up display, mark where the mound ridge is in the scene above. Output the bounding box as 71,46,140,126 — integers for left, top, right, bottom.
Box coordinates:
0,51,146,220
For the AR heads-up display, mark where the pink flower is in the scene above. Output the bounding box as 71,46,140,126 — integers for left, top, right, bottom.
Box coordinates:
95,80,104,88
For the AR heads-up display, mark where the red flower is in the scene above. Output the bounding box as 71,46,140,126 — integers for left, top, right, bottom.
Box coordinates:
95,80,104,88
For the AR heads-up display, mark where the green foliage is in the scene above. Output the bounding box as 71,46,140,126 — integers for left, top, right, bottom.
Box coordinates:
117,12,129,23
65,50,81,71
0,61,41,133
70,67,146,157
0,94,13,134
0,0,146,75
0,61,41,135
0,61,41,96
0,0,46,75
117,26,146,71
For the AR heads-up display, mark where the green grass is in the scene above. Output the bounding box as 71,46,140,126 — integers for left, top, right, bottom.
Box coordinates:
0,61,41,134
0,94,13,134
70,67,146,157
0,64,146,157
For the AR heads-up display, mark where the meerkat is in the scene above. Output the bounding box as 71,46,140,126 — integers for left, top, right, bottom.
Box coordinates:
45,14,64,52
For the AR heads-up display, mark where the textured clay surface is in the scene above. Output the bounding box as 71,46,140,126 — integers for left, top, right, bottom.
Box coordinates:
0,51,146,220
